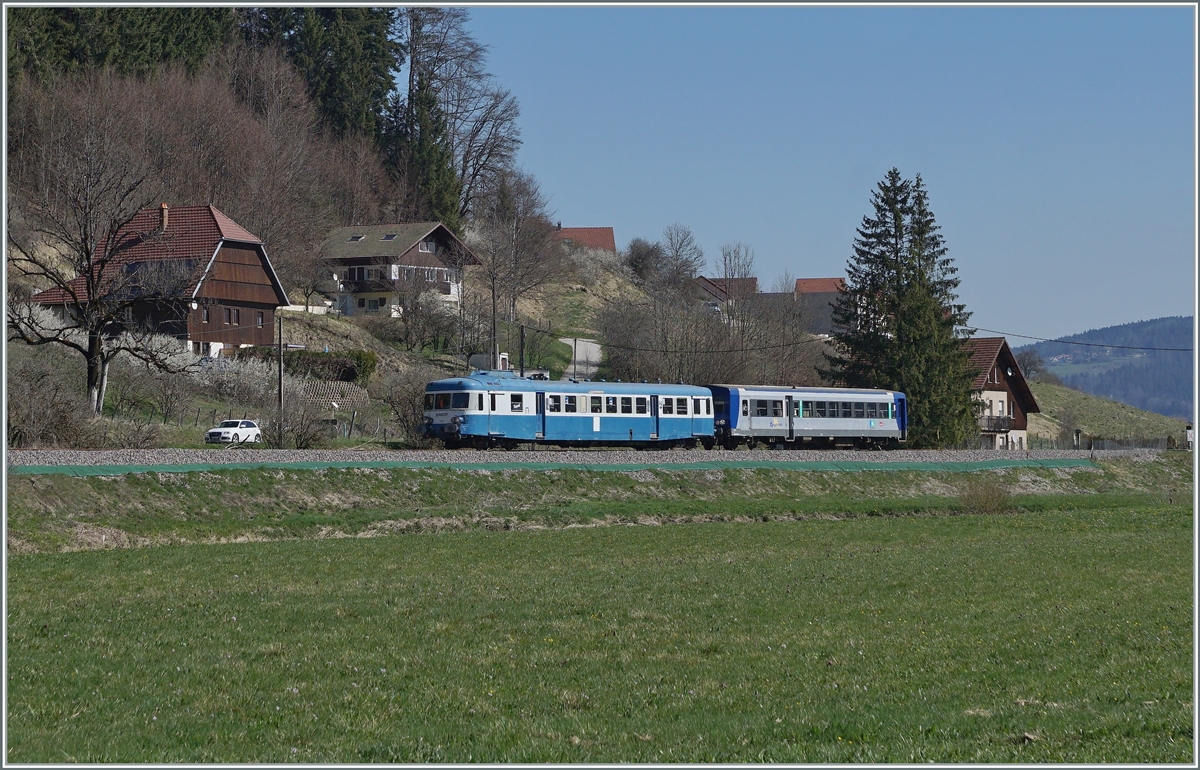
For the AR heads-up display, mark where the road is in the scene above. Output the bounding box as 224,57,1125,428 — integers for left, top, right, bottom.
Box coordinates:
558,337,602,381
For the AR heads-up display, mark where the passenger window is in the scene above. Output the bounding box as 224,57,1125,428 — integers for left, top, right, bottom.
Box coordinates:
706,399,711,415
792,401,800,417
854,402,865,419
815,401,826,418
693,397,701,414
510,394,523,412
841,402,852,418
867,403,877,419
802,401,813,418
490,394,496,412
772,401,783,417
742,401,749,417
590,396,602,413
677,398,688,415
662,398,673,415
548,395,561,413
565,395,577,413
636,397,648,414
478,393,483,411
756,400,768,417
606,396,618,413
621,397,633,414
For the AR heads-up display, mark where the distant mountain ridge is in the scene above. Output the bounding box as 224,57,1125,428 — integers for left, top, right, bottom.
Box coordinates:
1013,316,1194,421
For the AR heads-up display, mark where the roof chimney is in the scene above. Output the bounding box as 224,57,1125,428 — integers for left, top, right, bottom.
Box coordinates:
159,203,169,232
556,221,562,231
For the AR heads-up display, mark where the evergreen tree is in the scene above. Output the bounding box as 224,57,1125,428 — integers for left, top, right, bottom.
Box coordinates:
824,168,979,447
384,73,463,233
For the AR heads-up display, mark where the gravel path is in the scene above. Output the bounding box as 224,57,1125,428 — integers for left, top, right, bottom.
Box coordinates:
5,447,1162,468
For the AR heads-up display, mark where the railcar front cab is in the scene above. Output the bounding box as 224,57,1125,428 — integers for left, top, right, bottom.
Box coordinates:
709,385,908,449
422,376,490,448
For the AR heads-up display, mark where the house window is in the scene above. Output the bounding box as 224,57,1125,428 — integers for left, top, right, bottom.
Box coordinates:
347,235,365,242
998,399,1005,416
1008,400,1014,417
256,312,264,328
202,306,209,323
381,234,397,241
223,307,231,325
357,298,365,308
367,299,379,310
419,239,437,253
232,308,240,325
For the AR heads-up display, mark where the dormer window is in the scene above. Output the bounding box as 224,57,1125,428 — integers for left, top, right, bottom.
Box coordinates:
381,234,397,241
347,235,366,242
418,239,437,253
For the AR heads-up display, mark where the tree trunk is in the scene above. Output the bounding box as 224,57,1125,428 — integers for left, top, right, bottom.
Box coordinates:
86,332,106,415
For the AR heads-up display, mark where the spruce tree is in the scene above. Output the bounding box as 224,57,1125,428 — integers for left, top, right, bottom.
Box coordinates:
824,168,979,447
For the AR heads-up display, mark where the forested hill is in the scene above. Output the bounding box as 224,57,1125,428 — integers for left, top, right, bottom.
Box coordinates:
1014,316,1194,421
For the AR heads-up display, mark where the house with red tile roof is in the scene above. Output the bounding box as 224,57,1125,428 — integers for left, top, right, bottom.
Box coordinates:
554,225,616,253
793,277,846,335
961,337,1040,449
30,204,288,356
321,222,479,316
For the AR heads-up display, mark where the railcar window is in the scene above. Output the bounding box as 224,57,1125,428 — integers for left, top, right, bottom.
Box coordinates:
490,394,496,412
715,399,726,414
756,400,768,417
451,393,470,409
693,397,702,415
621,397,633,413
478,394,484,411
677,398,688,415
565,395,577,413
706,399,712,415
435,393,450,409
772,401,783,417
815,401,825,417
606,396,618,413
590,396,602,414
548,395,561,413
867,403,877,419
510,394,523,412
854,402,864,419
424,394,434,410
636,397,648,414
742,401,749,417
802,401,813,418
792,401,801,417
662,398,674,415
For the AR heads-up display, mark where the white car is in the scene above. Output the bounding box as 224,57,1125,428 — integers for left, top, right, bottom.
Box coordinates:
205,420,262,444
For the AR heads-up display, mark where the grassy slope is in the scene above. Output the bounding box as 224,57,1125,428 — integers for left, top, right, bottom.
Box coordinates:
1027,382,1190,439
6,453,1192,554
6,502,1191,762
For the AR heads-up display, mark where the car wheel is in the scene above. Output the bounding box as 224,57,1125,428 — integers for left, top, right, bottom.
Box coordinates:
253,433,261,443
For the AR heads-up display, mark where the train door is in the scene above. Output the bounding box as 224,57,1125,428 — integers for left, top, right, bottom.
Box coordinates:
487,391,498,436
785,395,795,440
536,391,546,439
650,394,660,440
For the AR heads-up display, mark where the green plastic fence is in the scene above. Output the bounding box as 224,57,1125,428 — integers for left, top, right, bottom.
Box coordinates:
7,457,1098,478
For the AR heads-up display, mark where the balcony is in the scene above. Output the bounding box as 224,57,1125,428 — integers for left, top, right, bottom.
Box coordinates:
979,415,1014,433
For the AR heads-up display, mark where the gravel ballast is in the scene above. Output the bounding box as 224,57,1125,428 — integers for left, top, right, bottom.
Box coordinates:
5,447,1162,468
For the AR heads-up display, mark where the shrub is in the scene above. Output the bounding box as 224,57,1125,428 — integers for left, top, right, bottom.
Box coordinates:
6,342,99,448
370,363,445,447
958,473,1014,516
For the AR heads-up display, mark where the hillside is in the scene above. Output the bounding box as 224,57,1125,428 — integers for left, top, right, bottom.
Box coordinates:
1027,381,1190,440
1014,316,1193,420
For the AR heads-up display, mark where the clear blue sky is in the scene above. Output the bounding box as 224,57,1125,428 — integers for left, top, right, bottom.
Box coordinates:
465,5,1195,341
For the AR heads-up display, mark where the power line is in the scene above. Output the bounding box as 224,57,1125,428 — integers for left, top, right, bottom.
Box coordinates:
601,337,827,355
972,327,1193,353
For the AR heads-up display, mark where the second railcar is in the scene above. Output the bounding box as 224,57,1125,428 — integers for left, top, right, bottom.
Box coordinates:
424,370,716,449
709,384,906,449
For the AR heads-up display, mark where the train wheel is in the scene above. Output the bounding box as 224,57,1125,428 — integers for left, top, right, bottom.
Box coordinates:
701,438,716,451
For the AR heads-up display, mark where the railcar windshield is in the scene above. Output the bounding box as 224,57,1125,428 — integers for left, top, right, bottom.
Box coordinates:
423,392,471,410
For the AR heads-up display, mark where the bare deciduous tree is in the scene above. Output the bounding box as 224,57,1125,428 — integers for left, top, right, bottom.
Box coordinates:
660,223,706,286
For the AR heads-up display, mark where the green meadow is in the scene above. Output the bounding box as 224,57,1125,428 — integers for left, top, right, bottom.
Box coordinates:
6,491,1193,762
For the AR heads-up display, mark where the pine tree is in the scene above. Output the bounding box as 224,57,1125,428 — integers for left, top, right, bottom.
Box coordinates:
385,73,463,233
824,168,979,447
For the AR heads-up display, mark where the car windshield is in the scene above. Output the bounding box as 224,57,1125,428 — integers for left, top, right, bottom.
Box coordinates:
218,421,240,428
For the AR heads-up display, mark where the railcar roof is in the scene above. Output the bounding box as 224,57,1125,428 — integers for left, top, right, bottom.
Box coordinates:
709,384,902,397
427,373,710,396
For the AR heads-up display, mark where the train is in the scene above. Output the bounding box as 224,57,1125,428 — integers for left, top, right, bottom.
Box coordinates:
423,370,907,450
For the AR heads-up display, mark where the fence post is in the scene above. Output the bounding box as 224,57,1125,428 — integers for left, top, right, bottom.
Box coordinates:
349,410,357,438
210,409,217,427
194,407,201,427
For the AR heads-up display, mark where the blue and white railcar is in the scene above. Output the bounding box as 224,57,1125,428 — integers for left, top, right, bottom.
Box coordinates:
708,385,907,449
424,370,716,449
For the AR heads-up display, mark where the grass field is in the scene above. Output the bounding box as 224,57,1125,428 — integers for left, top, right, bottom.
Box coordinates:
6,500,1192,763
1028,382,1189,440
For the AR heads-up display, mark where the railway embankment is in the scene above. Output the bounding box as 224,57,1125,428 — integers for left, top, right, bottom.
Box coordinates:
6,449,1191,554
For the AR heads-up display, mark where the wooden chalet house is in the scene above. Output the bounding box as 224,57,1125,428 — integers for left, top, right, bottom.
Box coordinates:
962,337,1040,449
30,204,288,357
324,223,479,317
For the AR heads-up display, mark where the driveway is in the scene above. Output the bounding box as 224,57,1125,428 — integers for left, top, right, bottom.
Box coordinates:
559,337,601,381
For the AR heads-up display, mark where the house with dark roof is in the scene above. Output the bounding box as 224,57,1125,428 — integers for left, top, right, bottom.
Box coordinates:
554,225,616,253
962,337,1040,449
793,277,845,335
322,222,479,316
30,204,288,357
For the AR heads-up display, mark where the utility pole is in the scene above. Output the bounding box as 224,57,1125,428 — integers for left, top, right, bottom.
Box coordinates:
519,323,526,377
573,338,578,380
277,314,284,447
